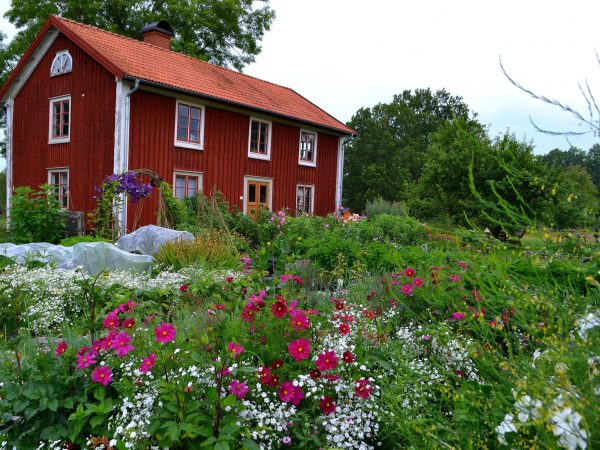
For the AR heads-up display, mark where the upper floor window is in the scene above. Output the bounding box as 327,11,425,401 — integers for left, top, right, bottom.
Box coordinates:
50,50,72,76
173,171,202,199
248,118,271,160
299,130,317,166
296,184,314,215
48,169,69,209
175,100,205,150
49,95,71,144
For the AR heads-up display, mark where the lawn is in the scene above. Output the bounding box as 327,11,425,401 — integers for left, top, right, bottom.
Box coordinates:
0,212,597,450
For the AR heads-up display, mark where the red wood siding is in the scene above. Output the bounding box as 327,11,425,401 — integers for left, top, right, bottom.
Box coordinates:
128,90,340,227
12,33,115,221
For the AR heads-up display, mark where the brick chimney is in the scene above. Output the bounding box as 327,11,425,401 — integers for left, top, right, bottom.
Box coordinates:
140,21,174,50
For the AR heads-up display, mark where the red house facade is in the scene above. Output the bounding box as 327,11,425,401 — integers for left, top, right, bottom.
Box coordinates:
0,17,353,232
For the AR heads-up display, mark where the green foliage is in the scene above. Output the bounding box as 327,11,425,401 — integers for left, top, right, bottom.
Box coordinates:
59,235,111,246
10,184,66,244
364,197,408,217
550,165,599,229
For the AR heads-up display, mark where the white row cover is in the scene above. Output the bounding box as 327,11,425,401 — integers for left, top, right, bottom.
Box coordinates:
116,225,194,255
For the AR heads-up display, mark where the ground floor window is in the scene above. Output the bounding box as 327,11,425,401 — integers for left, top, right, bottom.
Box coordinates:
173,171,203,199
296,184,314,215
48,169,69,209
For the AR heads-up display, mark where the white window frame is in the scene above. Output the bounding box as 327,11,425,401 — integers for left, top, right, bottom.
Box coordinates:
48,94,71,144
50,50,73,77
298,129,318,167
247,117,272,160
47,168,69,210
173,170,203,199
296,184,315,215
174,99,205,150
243,176,273,215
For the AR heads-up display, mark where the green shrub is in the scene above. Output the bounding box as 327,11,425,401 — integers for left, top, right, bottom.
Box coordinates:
10,185,66,244
365,197,408,217
59,235,111,246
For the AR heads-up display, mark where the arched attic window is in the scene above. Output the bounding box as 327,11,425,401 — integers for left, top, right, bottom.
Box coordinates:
50,50,72,76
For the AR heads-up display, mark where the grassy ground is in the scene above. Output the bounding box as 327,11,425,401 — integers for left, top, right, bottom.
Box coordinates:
0,215,9,243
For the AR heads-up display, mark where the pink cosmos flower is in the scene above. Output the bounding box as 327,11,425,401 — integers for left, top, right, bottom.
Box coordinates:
225,276,234,283
449,274,462,282
122,317,135,329
451,312,466,321
102,311,120,329
289,310,310,331
76,352,96,370
338,323,350,335
293,275,303,285
139,352,156,374
271,297,288,318
118,299,138,313
241,302,259,323
405,267,416,278
111,331,135,357
155,322,176,343
319,396,336,415
270,359,284,370
227,341,244,359
412,277,424,287
91,366,113,386
258,366,272,384
280,274,293,283
354,378,373,399
55,341,67,357
279,381,304,406
228,379,249,399
309,369,321,379
315,350,339,371
100,332,117,351
179,284,189,292
288,338,311,361
401,283,414,296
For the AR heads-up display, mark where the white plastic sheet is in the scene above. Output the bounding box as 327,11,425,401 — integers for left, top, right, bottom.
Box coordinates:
116,225,194,255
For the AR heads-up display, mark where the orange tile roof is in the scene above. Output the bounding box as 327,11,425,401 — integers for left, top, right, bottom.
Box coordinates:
53,17,353,135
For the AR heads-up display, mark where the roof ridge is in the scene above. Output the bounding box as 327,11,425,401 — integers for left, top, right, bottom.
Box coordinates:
55,16,298,93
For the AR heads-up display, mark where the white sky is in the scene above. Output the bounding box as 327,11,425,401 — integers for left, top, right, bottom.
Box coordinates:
1,0,600,163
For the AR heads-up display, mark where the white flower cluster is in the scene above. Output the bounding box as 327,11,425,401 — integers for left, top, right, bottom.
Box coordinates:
34,440,64,450
495,392,588,449
0,441,16,450
576,311,599,340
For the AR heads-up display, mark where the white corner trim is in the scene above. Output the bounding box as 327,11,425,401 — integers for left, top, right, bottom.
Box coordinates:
174,99,205,150
113,79,131,235
48,94,71,144
247,117,272,160
5,98,14,229
298,129,318,167
2,29,59,102
335,136,345,209
242,175,273,215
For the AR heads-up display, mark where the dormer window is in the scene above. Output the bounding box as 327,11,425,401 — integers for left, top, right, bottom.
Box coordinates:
50,50,72,76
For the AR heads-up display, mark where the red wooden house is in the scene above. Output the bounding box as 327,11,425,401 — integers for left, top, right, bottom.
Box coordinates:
0,16,353,232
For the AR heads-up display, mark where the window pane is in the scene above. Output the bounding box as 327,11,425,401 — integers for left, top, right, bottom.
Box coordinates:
178,104,189,118
190,107,201,120
62,101,69,113
189,131,199,143
190,119,200,131
250,121,259,152
248,184,256,202
259,185,267,203
188,177,197,193
177,127,188,141
53,103,61,115
305,187,311,212
62,124,69,136
54,126,61,137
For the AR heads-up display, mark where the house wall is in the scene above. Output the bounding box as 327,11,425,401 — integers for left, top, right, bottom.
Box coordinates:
11,33,116,218
128,89,339,227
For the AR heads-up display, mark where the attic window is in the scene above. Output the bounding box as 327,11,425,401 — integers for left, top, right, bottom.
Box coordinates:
50,50,72,76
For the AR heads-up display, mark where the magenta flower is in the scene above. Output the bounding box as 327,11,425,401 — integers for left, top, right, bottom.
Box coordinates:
404,267,415,278
111,331,135,357
225,276,234,283
122,317,135,329
279,381,304,406
412,277,424,287
451,312,466,321
338,323,350,335
354,378,373,399
241,302,259,323
55,341,68,357
288,338,311,361
319,395,336,414
315,350,339,371
155,322,176,343
227,341,244,359
76,352,96,370
449,274,462,282
139,352,156,374
271,297,288,318
102,311,120,329
228,379,250,399
91,366,113,386
400,283,414,296
289,309,310,331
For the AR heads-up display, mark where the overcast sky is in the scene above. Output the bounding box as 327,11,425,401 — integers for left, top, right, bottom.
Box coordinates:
1,0,600,160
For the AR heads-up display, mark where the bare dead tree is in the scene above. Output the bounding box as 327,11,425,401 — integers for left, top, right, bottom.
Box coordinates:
500,55,600,138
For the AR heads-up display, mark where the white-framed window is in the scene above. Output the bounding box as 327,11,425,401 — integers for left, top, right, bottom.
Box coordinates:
296,184,314,215
174,100,205,150
48,95,71,144
48,168,69,209
298,130,317,166
50,50,72,76
173,171,203,199
248,117,272,160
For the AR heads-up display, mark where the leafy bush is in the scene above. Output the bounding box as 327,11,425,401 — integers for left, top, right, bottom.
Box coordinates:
365,197,408,217
154,229,241,270
10,185,66,244
59,235,111,246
